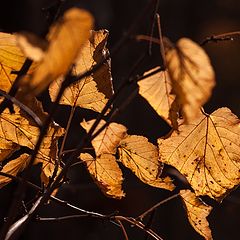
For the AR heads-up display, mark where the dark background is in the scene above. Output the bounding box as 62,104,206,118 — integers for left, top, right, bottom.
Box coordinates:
0,0,240,239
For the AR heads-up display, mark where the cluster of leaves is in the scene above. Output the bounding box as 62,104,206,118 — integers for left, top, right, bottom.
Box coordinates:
0,7,239,240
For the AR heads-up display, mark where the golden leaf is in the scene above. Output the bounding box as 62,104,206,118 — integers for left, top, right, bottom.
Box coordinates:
0,32,35,94
81,119,127,156
159,107,240,200
0,153,30,188
118,135,174,190
166,38,215,122
0,104,64,186
80,153,125,198
49,30,113,112
180,190,213,240
138,67,176,126
19,8,94,95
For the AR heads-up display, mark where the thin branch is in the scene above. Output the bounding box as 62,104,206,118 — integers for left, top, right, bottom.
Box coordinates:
156,13,166,68
114,216,163,240
137,193,179,221
148,0,160,55
116,220,129,240
0,59,33,114
201,31,240,46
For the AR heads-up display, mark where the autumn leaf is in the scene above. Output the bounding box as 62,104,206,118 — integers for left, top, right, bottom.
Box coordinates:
49,30,113,112
0,154,30,188
138,67,177,126
19,8,94,95
0,32,35,94
80,153,125,198
165,38,215,122
118,135,174,190
81,119,127,156
0,104,64,186
180,190,213,240
159,107,240,200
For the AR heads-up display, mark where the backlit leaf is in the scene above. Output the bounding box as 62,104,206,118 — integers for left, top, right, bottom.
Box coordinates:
80,153,125,199
118,135,174,190
0,104,64,186
0,154,30,188
0,32,35,94
166,38,215,122
49,30,113,112
159,107,240,200
81,119,127,156
180,190,213,240
19,8,94,95
138,67,176,126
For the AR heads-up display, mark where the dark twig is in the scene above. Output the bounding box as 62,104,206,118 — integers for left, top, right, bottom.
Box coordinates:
201,31,240,46
0,59,33,114
137,194,180,221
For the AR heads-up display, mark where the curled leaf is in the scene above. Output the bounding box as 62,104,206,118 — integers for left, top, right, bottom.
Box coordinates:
159,107,240,200
166,38,215,122
15,32,48,62
80,153,125,199
118,135,174,190
180,190,213,240
19,8,94,95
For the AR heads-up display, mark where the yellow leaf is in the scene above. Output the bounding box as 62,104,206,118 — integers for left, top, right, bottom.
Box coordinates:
159,107,240,200
180,190,213,240
81,119,127,156
80,153,125,199
49,30,113,112
118,135,174,191
166,38,215,122
0,153,30,188
138,67,176,126
0,32,35,94
0,104,64,186
19,8,94,95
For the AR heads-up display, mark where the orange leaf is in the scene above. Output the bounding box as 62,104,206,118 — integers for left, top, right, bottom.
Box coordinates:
159,107,240,200
118,135,174,190
49,30,113,112
180,190,213,240
166,38,215,122
80,153,125,199
81,119,127,156
19,8,94,95
138,67,177,126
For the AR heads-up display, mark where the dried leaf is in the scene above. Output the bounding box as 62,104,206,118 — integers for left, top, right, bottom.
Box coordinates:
80,153,125,198
159,107,240,200
81,119,127,156
0,104,64,186
0,154,30,187
166,38,215,122
118,135,174,190
16,32,47,61
138,67,176,126
49,30,113,112
180,190,213,240
0,32,35,94
19,8,94,95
